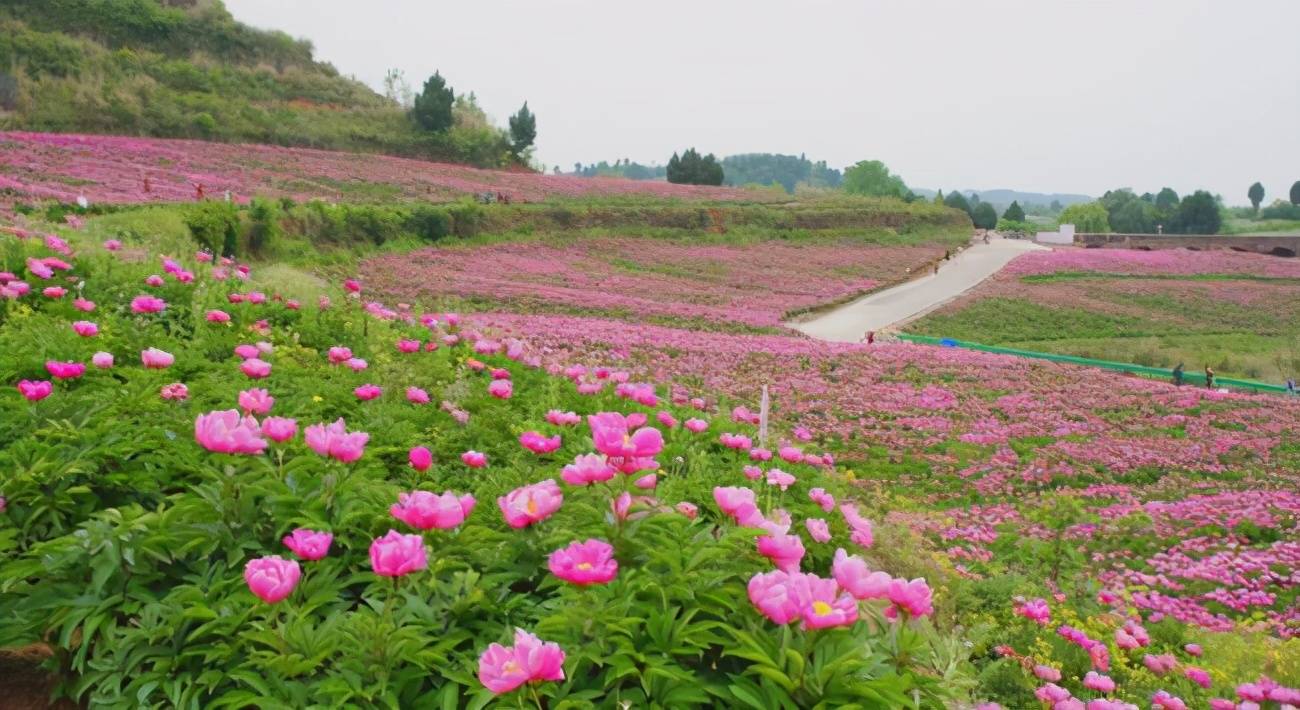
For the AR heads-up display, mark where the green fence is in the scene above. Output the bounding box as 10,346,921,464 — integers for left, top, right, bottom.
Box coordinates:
895,334,1290,395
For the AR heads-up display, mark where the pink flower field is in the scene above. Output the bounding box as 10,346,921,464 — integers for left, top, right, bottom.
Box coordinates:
1003,247,1300,279
360,238,942,328
0,131,760,205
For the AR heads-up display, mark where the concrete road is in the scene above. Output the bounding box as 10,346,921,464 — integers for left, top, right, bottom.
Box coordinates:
788,236,1050,342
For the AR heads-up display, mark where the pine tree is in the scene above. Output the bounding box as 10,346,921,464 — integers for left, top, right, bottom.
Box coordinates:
508,102,536,157
1002,201,1026,222
411,72,454,133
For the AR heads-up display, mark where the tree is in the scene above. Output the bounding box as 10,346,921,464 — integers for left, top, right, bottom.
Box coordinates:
1291,180,1300,206
1002,201,1026,222
1058,201,1111,233
933,190,944,206
943,190,973,216
1155,187,1180,212
972,202,998,229
1111,199,1159,234
1248,182,1265,213
411,72,454,133
1170,190,1222,234
508,102,536,157
841,160,909,199
666,148,723,186
382,68,413,108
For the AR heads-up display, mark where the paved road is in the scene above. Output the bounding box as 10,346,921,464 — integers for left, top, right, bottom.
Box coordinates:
788,237,1050,342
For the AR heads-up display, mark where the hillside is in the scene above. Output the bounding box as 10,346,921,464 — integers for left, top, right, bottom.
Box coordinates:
0,0,510,166
913,187,1092,211
0,131,764,205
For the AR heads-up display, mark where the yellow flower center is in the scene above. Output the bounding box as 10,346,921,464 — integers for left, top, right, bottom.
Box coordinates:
812,601,832,616
503,660,521,675
576,562,593,570
526,498,538,515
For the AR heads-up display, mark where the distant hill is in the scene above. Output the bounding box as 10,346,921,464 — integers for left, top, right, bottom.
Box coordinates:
912,188,1092,211
0,0,513,167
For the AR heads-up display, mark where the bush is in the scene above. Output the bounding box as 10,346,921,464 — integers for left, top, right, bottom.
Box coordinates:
183,200,240,256
245,197,282,256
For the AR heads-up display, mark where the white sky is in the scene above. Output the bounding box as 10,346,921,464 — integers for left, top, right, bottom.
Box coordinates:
226,0,1300,204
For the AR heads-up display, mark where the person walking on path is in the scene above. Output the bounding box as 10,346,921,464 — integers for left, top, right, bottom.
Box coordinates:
1287,377,1296,395
1205,366,1215,390
1172,363,1184,387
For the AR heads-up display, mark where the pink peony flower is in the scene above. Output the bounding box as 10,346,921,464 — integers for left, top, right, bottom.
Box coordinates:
206,310,231,323
546,409,581,426
676,501,699,519
234,344,259,360
748,569,803,625
561,453,615,485
548,539,618,586
406,386,430,404
832,548,892,600
478,628,565,695
757,533,805,572
409,446,432,471
195,409,267,455
240,358,271,378
749,447,772,462
840,503,874,548
345,357,367,371
808,487,835,512
886,577,934,618
103,239,122,251
391,490,476,530
487,379,513,399
800,573,858,629
327,346,352,364
369,530,427,577
765,468,796,490
130,295,166,313
261,417,297,443
304,418,368,462
519,431,562,454
498,480,564,528
742,465,763,480
72,320,98,337
238,388,273,415
1083,671,1115,693
45,361,86,380
17,379,53,401
73,297,95,312
282,529,332,561
684,418,708,433
1185,667,1211,689
244,555,300,604
805,518,831,542
91,351,114,368
160,382,188,400
1016,598,1051,626
1033,665,1061,682
1151,691,1187,710
141,348,174,369
462,450,488,468
634,473,657,489
1143,654,1177,676
396,338,420,353
354,383,382,401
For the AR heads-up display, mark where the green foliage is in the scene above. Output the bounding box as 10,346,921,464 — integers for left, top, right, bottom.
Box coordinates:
1170,190,1222,234
1057,201,1111,233
183,200,240,257
1000,201,1025,223
666,148,724,186
1248,181,1265,211
720,154,842,193
942,190,972,217
843,160,910,200
1260,200,1300,221
245,197,282,256
1111,198,1160,234
507,101,535,157
411,71,454,133
0,232,973,707
1155,187,1180,212
972,202,998,229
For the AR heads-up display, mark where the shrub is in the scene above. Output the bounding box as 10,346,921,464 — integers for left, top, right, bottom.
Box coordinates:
183,200,240,256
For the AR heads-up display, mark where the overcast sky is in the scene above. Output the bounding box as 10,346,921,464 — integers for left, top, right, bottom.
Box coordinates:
226,0,1300,204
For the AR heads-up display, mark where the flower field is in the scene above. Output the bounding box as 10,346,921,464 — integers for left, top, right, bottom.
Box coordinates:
360,238,942,329
0,132,759,206
3,206,1300,710
912,247,1300,382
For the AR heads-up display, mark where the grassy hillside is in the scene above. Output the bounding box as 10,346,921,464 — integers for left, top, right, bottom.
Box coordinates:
0,0,512,166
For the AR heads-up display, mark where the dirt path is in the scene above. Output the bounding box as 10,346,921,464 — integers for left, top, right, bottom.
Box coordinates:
787,235,1050,342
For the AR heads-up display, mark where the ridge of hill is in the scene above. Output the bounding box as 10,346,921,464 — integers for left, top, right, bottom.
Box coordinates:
0,0,511,166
